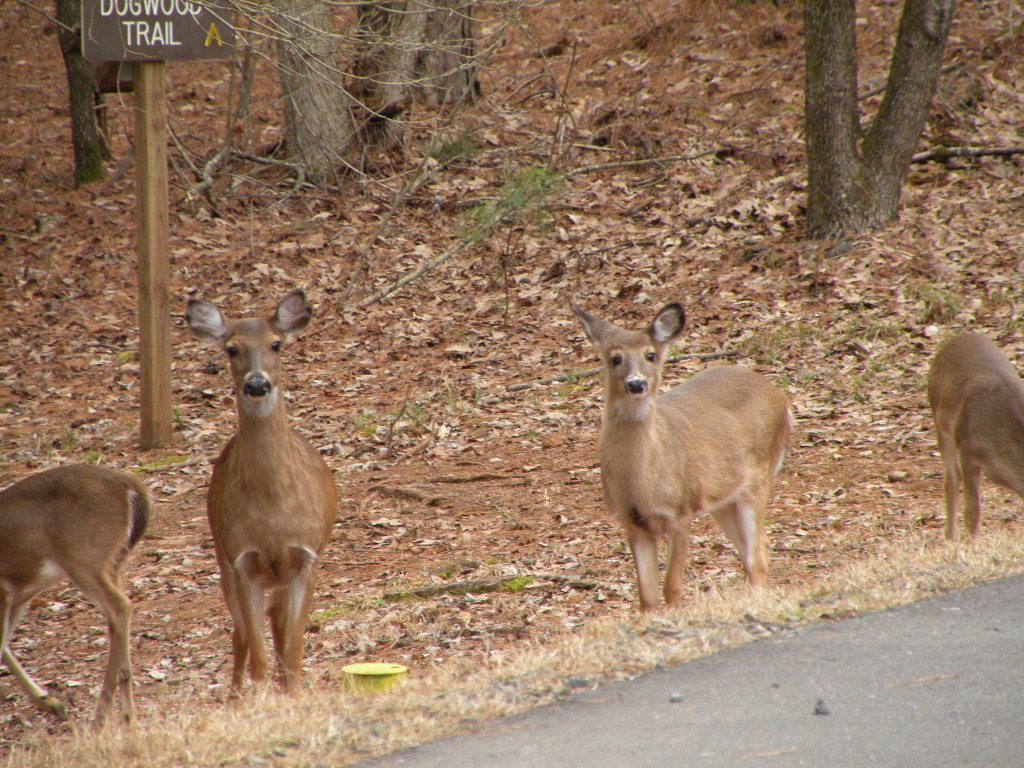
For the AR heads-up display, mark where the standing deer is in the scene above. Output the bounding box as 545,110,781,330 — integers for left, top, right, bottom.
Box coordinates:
0,463,150,723
186,289,336,695
573,303,791,611
927,333,1024,540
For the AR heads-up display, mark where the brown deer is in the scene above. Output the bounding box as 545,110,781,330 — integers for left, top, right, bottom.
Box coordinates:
573,303,791,611
927,333,1024,540
0,463,150,723
186,289,336,696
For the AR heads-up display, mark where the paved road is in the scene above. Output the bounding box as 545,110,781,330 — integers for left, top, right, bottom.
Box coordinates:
355,573,1024,767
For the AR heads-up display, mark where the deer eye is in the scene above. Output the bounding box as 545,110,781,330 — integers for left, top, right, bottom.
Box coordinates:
271,340,282,353
226,345,239,358
645,351,656,362
610,354,623,366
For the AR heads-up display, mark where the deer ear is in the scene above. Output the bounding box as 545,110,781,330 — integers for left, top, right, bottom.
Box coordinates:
572,305,615,347
650,303,685,344
186,299,228,344
272,290,313,340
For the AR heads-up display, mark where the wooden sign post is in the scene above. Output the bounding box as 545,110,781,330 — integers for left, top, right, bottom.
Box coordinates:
134,61,171,449
82,1,234,449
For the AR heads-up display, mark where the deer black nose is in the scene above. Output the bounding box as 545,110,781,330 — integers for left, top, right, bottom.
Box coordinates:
244,375,272,397
625,377,647,394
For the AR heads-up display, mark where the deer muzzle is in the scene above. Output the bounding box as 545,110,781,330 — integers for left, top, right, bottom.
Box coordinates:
243,374,272,397
625,376,648,395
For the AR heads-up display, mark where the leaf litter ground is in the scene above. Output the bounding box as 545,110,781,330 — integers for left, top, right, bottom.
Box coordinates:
1,0,1023,753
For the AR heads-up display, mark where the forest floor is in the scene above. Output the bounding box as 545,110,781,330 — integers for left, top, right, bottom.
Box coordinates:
1,0,1024,760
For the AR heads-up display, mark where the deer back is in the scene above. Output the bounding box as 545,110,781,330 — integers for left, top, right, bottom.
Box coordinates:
604,366,789,517
929,333,1024,492
0,465,150,584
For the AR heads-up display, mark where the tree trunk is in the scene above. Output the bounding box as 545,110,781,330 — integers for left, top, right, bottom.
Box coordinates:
55,0,106,186
803,0,954,239
355,0,478,113
270,0,358,184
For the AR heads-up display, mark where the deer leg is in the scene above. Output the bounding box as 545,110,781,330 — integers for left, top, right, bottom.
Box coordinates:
960,453,983,538
1,647,68,720
626,525,661,612
74,571,134,725
216,556,250,696
270,578,313,695
270,546,318,694
237,578,268,689
1,593,68,720
663,516,692,608
232,552,270,693
712,492,768,588
937,430,961,540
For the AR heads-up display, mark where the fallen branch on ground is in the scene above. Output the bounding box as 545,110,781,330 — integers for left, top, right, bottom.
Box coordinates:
383,576,535,601
911,146,1024,164
369,485,446,506
383,574,599,602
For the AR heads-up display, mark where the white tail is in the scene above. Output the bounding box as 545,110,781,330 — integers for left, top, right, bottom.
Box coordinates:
927,333,1024,540
573,303,791,612
186,289,336,695
0,464,150,723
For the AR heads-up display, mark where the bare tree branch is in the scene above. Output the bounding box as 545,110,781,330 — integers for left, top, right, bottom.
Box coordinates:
911,145,1024,163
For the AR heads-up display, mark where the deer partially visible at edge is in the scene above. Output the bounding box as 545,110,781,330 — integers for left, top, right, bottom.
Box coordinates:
0,464,150,723
928,333,1024,540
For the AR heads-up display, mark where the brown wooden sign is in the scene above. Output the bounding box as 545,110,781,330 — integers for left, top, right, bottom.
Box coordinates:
81,0,234,62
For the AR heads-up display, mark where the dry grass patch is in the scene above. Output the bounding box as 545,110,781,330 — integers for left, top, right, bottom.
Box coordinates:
7,531,1024,768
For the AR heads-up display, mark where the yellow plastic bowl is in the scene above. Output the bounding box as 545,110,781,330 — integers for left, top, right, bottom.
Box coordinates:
342,662,408,692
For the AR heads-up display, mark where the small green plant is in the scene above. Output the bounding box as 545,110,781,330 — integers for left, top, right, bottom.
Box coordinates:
439,383,480,414
907,284,959,324
457,165,559,244
309,606,350,623
172,406,187,430
499,576,534,593
427,128,479,163
742,326,810,365
351,409,382,438
554,379,588,398
139,455,191,472
852,316,904,344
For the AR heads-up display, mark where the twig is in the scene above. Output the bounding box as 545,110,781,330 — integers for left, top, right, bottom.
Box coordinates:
354,150,724,308
383,576,534,601
369,484,446,507
506,350,740,392
429,473,506,484
910,146,1024,164
338,151,443,310
882,673,958,689
559,149,720,180
859,62,958,101
382,574,598,602
384,382,414,458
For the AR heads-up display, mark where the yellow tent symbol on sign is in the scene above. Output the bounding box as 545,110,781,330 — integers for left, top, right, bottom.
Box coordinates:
205,22,225,47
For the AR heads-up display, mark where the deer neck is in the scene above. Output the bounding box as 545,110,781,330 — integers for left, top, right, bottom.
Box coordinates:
601,392,660,458
234,391,295,464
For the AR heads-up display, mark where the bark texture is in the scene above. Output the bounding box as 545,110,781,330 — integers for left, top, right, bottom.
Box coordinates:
804,0,954,239
271,0,358,183
55,0,106,186
354,0,478,112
